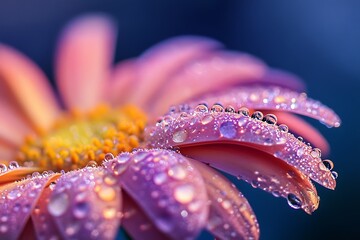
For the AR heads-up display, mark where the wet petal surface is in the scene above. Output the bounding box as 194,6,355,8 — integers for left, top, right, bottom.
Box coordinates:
146,110,336,190
191,160,259,239
104,149,209,240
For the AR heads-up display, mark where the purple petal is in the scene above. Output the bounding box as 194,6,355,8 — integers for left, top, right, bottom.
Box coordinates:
103,149,209,240
0,172,59,240
190,160,260,239
146,110,336,190
48,167,121,240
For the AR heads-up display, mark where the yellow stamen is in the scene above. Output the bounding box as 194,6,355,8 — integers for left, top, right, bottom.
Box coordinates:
16,105,146,172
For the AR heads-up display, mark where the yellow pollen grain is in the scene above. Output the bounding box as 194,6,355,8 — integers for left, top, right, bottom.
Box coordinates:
17,105,146,172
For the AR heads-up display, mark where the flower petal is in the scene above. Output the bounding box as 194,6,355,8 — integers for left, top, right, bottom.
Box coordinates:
49,167,121,240
122,191,170,240
55,15,116,111
130,36,221,109
190,160,260,239
150,51,266,116
183,85,341,128
0,166,41,186
146,110,336,190
0,172,59,240
103,149,209,240
0,44,60,130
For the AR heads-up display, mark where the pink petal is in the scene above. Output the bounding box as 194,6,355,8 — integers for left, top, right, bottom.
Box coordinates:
150,51,266,116
0,172,59,240
122,192,170,240
48,167,121,240
0,44,60,131
262,69,306,91
55,15,116,111
0,144,16,163
190,160,260,239
182,85,341,128
107,60,137,106
103,149,209,240
129,36,221,108
146,110,336,190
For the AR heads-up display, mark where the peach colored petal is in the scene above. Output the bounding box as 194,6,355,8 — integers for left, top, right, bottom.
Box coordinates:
106,59,137,106
129,36,220,109
55,15,116,111
0,167,41,186
0,45,60,131
269,111,330,155
0,102,33,147
150,51,266,117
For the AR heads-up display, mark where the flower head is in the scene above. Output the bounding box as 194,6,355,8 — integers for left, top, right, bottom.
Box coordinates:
0,15,341,239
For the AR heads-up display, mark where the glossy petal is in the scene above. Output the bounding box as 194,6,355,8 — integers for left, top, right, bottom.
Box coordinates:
103,149,209,240
151,51,266,116
184,85,341,128
146,110,336,190
49,167,121,240
0,44,59,130
122,192,170,240
56,15,116,111
190,160,260,239
0,166,41,186
130,36,221,108
0,172,59,240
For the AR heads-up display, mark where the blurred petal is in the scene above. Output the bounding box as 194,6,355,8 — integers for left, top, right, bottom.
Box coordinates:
151,51,266,116
107,60,137,106
56,15,116,111
146,110,336,190
0,44,60,130
130,36,221,109
0,166,41,186
191,160,260,239
262,69,305,91
0,172,59,240
49,167,121,240
0,144,16,163
104,149,209,240
122,192,170,240
184,85,341,128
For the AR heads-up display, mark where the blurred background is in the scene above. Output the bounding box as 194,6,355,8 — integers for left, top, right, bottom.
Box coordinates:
0,0,358,239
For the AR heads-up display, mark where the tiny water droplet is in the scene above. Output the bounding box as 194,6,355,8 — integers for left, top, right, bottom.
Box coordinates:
104,153,114,161
331,171,338,179
278,124,289,133
287,193,302,209
86,161,98,168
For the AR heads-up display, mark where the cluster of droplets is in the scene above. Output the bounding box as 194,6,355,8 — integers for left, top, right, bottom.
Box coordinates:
0,161,20,174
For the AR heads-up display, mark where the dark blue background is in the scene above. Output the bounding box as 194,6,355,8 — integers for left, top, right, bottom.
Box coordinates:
1,1,358,239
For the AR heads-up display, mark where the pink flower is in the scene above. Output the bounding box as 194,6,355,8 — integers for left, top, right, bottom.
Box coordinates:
0,15,340,239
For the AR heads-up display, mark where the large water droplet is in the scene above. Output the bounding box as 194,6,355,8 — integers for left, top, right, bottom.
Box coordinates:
174,184,195,204
287,193,302,209
73,201,89,219
103,206,117,219
251,111,263,120
278,124,289,133
97,186,116,202
48,192,69,217
153,172,167,185
172,130,188,143
264,114,277,125
8,161,19,170
0,164,7,173
211,103,224,113
238,107,249,116
322,159,334,170
194,103,209,113
225,105,236,113
310,148,321,158
220,121,237,138
201,114,214,125
104,153,114,161
168,165,187,180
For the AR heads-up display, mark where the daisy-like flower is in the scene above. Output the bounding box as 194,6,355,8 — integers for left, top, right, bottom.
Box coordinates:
0,15,341,240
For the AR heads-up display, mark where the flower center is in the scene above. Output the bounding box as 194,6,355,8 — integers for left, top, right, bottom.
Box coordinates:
16,105,146,172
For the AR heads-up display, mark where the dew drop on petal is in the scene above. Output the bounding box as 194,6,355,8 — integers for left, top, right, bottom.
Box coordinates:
211,103,224,113
168,165,187,180
86,161,98,168
0,164,7,173
251,111,263,120
331,171,338,179
287,193,302,209
278,124,289,133
153,172,167,185
48,192,69,217
103,206,117,219
194,103,209,113
238,107,250,116
225,105,236,113
104,153,115,161
310,148,322,158
97,186,116,202
321,159,334,171
201,114,214,125
8,161,19,170
220,121,236,139
264,114,277,125
174,184,195,204
7,189,21,200
73,201,89,219
172,130,188,143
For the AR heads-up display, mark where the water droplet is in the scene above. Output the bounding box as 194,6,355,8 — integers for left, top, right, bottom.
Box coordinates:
97,185,116,202
7,189,21,200
48,192,69,217
104,153,114,161
0,164,7,173
287,193,302,209
296,148,304,157
220,121,237,138
278,124,289,133
321,159,334,170
153,172,167,185
168,165,187,180
225,105,236,113
86,161,98,168
194,103,209,113
310,148,321,158
201,114,214,125
238,107,249,116
211,103,224,113
8,161,19,170
264,114,277,125
73,201,88,219
133,152,149,163
181,210,188,218
172,130,188,143
297,136,304,142
221,200,231,210
251,111,263,120
331,171,338,179
103,206,117,219
174,184,195,204
103,175,117,185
